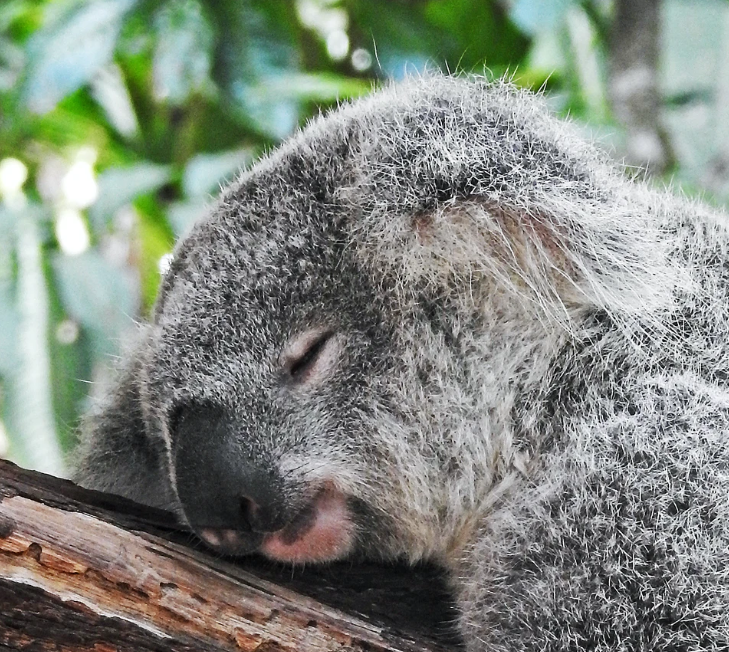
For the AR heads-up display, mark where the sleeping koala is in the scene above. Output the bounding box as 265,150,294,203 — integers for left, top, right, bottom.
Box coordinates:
74,75,729,651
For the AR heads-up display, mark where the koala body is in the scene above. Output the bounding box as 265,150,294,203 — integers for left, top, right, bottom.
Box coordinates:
75,76,729,650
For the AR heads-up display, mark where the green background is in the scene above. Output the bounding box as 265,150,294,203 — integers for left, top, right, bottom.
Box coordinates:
1,0,728,476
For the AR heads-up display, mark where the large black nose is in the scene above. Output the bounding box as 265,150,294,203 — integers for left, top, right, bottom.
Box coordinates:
172,404,288,549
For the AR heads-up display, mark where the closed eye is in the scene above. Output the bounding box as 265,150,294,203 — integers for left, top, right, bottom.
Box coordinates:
285,330,336,382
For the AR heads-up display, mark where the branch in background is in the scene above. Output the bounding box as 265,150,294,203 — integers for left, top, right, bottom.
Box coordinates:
607,0,675,176
703,9,729,200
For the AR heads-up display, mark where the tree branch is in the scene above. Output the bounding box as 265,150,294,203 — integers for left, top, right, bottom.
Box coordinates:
608,0,675,175
0,460,461,652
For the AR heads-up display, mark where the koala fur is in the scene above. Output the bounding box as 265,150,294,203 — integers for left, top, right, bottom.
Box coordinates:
74,75,729,650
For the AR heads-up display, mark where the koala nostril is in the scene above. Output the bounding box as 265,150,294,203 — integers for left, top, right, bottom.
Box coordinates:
238,495,259,531
238,493,286,533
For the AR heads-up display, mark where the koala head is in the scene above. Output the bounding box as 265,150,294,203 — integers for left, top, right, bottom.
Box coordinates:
114,75,662,567
141,156,398,562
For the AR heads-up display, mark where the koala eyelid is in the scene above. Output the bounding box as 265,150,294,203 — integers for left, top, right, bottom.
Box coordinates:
284,330,336,382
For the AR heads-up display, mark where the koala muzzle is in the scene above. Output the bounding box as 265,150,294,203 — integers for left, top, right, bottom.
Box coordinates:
173,404,288,555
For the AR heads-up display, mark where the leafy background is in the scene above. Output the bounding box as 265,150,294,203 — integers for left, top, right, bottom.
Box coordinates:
1,0,728,476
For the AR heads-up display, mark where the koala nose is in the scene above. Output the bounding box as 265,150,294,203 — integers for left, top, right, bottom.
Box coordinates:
172,404,288,550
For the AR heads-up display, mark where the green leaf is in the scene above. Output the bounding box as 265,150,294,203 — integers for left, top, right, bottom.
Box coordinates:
255,72,371,103
0,205,15,238
525,27,567,78
350,0,529,76
0,0,29,31
135,196,174,312
167,199,207,238
45,262,93,454
33,95,114,153
662,0,726,97
7,209,65,475
232,89,299,140
0,35,24,92
210,0,303,138
183,148,253,198
152,0,214,105
349,0,440,78
425,0,530,67
90,63,140,138
22,0,137,114
89,162,171,231
52,250,138,354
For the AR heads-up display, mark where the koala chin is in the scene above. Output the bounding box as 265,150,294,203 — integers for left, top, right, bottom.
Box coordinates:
74,75,729,650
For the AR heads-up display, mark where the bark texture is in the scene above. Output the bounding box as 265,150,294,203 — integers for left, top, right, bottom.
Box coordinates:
0,460,461,652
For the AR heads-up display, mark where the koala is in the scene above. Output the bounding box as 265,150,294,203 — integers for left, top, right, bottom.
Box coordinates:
74,75,729,651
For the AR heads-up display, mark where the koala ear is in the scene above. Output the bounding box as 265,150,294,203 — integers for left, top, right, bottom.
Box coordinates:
340,77,679,325
388,199,589,314
72,334,175,511
360,191,677,326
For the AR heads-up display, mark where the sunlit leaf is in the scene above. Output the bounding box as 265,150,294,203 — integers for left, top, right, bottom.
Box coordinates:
0,205,15,237
167,199,207,238
152,0,214,105
90,63,140,137
34,98,113,152
22,0,137,114
9,210,65,475
89,162,171,231
52,250,138,355
255,72,371,102
183,148,253,198
235,90,299,140
226,72,370,138
525,28,567,80
508,0,574,35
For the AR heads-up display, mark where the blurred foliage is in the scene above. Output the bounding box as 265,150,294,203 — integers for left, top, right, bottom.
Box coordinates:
0,0,728,475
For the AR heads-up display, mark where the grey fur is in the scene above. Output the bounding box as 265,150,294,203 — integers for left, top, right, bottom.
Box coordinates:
74,75,729,650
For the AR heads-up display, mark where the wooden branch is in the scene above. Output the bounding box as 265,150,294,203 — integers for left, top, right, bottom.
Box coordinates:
0,460,462,652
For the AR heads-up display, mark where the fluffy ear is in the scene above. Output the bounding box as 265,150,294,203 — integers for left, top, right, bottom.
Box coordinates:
354,179,679,328
72,335,176,511
343,76,680,326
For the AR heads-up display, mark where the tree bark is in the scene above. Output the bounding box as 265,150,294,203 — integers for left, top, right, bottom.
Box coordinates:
0,460,461,652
